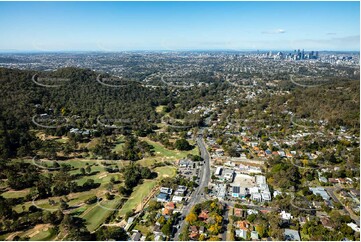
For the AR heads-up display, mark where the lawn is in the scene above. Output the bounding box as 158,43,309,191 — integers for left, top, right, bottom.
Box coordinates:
118,179,157,217
1,189,30,199
111,135,125,153
133,224,152,235
29,228,56,241
154,166,177,178
137,157,159,167
54,138,68,144
13,224,55,241
140,137,199,161
81,196,122,232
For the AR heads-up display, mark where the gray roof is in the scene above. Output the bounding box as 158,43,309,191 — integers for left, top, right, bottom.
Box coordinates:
284,229,301,241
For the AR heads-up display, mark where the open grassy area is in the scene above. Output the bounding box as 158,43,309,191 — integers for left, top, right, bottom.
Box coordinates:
6,134,188,235
1,189,30,199
134,224,152,235
118,179,157,217
154,166,177,178
54,138,68,144
81,196,123,232
9,224,55,241
111,135,125,153
140,137,199,162
29,228,56,241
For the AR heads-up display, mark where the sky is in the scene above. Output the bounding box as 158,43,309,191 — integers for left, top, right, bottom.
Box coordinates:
0,1,359,52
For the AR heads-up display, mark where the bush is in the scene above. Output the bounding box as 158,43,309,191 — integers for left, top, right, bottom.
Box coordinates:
85,196,98,204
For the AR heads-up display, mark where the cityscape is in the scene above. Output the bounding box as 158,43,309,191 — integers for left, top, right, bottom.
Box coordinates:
0,1,360,242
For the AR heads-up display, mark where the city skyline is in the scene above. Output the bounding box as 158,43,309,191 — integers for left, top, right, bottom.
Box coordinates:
0,1,359,52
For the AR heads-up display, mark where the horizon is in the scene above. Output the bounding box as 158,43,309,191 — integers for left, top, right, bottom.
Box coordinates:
0,1,359,52
0,49,359,54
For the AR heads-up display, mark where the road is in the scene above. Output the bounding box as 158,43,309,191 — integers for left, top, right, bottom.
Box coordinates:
325,187,360,226
221,200,277,212
173,134,211,240
221,206,229,241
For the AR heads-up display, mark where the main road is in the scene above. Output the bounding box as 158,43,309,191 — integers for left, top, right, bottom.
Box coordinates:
173,134,211,240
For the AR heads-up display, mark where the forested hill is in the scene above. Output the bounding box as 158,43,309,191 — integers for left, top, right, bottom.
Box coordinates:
0,67,171,129
287,80,360,129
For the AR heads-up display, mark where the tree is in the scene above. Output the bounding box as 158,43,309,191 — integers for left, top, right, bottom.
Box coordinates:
208,224,221,235
148,200,162,211
208,236,221,241
255,224,266,238
60,198,69,210
161,221,172,236
185,212,197,225
85,196,98,204
105,192,114,200
157,215,166,225
80,168,85,175
119,186,132,196
247,214,257,223
85,165,91,174
175,139,192,151
96,227,128,241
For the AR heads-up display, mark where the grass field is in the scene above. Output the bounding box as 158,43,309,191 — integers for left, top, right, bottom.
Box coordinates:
140,137,199,161
154,166,177,178
54,138,68,144
6,134,190,235
111,135,125,153
81,198,120,232
29,228,56,241
133,224,152,235
118,180,157,217
8,224,56,241
1,189,30,199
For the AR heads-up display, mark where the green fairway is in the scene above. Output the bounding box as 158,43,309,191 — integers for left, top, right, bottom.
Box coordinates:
118,179,157,217
111,136,125,153
140,137,199,161
54,138,68,144
81,196,122,232
29,227,56,241
1,189,30,199
154,166,177,178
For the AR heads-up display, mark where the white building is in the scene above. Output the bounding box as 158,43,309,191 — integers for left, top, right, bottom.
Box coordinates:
215,166,223,176
261,192,272,201
160,187,173,195
252,192,262,202
280,210,293,221
347,223,360,232
172,196,184,203
256,175,266,185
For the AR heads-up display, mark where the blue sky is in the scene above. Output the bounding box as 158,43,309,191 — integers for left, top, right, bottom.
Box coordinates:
0,1,359,51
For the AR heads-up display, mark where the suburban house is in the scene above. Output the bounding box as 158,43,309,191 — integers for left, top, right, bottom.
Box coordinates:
284,229,301,241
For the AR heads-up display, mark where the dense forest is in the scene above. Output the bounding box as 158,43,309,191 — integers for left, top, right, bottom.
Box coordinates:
0,67,359,160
